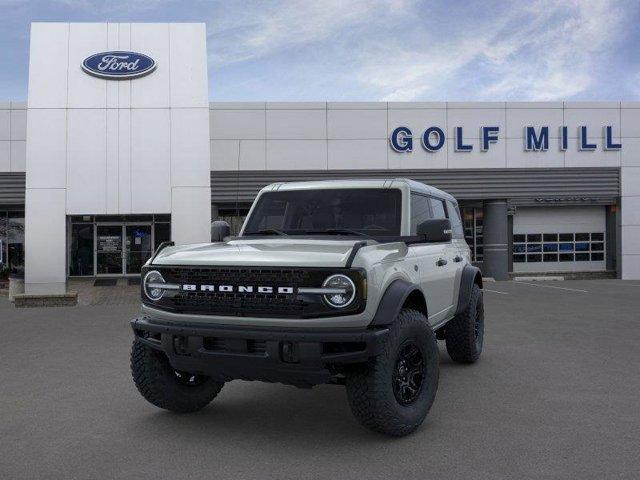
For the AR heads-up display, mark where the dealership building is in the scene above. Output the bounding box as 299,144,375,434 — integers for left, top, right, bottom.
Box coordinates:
1,22,640,295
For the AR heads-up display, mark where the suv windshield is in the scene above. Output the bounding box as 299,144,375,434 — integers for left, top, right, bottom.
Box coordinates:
243,188,402,237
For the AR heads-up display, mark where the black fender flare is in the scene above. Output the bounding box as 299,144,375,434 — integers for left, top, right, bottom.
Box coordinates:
370,279,425,326
454,265,483,316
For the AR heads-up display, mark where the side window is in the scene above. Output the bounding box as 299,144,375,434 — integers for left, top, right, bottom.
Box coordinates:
446,200,464,238
429,198,447,220
410,194,431,234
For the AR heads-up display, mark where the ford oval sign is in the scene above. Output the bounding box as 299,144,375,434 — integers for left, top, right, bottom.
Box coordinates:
82,51,156,80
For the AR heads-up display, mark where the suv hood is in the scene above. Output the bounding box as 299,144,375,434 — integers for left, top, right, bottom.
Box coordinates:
151,238,363,268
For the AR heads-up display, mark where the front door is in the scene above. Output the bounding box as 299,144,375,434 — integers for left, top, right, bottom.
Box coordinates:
125,225,153,274
96,225,124,275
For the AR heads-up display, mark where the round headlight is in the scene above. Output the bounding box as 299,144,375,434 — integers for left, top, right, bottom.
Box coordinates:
143,270,166,301
322,274,356,308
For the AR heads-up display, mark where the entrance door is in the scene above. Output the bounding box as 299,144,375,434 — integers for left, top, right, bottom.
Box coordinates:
125,225,153,274
96,225,124,275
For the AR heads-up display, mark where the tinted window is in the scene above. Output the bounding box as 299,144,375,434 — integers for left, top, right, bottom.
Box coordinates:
430,198,447,219
410,194,431,234
445,200,464,238
244,189,402,236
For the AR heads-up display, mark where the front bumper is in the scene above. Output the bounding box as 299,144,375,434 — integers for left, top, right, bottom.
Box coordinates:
131,316,389,387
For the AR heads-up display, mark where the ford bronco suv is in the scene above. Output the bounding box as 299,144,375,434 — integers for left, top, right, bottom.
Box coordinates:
130,179,484,436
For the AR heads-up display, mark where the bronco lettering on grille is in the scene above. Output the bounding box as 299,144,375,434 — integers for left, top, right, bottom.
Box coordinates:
181,284,295,294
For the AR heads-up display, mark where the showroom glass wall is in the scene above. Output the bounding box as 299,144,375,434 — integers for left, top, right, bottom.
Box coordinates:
68,215,171,277
0,210,25,275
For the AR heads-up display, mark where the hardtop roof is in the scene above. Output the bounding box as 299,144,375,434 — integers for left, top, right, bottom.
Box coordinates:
262,178,457,203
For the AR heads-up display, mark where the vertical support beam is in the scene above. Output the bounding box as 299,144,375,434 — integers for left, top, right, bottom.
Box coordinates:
606,204,617,273
211,204,219,222
507,212,514,274
24,188,66,294
482,200,509,280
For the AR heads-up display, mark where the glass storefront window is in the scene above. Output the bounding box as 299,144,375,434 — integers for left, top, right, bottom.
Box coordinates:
154,223,171,249
7,212,25,274
461,207,484,262
513,232,605,263
69,224,94,276
68,215,172,277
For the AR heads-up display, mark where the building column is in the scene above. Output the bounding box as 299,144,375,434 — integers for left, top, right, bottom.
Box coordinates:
24,188,67,294
482,200,509,280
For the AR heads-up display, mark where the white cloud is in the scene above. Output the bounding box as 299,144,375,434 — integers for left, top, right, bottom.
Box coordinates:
207,0,412,66
356,0,627,101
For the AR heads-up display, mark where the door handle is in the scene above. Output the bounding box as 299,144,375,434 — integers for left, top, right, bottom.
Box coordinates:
454,255,463,263
436,258,448,267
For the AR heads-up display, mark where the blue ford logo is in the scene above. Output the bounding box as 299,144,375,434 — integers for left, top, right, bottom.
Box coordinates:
82,51,156,80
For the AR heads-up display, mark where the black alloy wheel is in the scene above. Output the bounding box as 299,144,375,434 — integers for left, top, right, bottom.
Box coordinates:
392,340,425,406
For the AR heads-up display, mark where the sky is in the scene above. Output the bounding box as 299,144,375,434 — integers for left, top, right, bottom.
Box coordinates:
0,0,639,102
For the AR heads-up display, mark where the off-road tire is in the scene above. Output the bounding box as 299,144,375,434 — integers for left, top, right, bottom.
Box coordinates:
345,309,439,437
131,340,224,413
445,283,484,363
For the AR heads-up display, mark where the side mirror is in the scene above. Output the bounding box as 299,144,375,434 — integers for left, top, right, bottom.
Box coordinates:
417,218,452,242
211,220,231,242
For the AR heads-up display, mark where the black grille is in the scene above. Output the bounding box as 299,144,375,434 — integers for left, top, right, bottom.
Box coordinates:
163,267,308,317
144,266,365,318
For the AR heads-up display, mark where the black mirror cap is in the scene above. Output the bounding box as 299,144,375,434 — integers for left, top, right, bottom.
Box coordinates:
417,218,452,242
211,220,231,242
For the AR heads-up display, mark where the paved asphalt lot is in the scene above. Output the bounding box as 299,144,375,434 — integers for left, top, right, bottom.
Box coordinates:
1,280,639,480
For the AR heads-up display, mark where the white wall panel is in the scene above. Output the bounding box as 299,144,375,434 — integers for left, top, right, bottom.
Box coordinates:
117,109,132,213
10,141,26,172
171,186,211,244
239,140,266,170
621,138,640,167
67,23,108,109
0,110,9,140
327,110,386,139
25,109,67,189
10,109,27,140
447,108,506,140
211,140,239,170
169,23,208,107
506,138,565,168
621,166,640,196
28,23,68,108
266,140,327,170
564,107,620,138
506,108,563,138
446,138,506,169
621,254,640,279
105,109,119,213
0,141,9,171
171,108,210,186
564,144,620,167
118,23,132,109
130,108,171,212
621,196,640,226
210,110,265,140
328,140,387,169
106,23,119,108
621,108,640,138
387,108,447,140
266,109,326,139
388,148,433,170
24,188,66,294
621,225,640,255
66,109,107,214
131,23,170,108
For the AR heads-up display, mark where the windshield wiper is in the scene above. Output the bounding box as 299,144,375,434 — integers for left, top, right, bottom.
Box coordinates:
244,229,288,236
302,228,372,238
